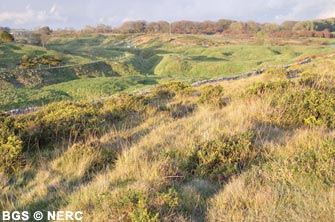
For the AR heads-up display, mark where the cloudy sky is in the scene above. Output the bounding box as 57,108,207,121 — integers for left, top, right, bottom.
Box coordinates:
0,0,335,29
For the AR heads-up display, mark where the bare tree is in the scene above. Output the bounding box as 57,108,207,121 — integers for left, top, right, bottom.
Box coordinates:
37,26,52,48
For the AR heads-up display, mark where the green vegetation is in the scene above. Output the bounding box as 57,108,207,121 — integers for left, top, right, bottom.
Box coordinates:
186,131,263,181
270,88,335,128
0,88,71,110
20,54,62,69
0,114,24,174
1,33,335,111
198,85,227,108
0,30,14,42
1,31,335,222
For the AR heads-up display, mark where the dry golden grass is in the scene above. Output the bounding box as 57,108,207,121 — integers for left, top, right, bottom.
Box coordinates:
1,56,335,221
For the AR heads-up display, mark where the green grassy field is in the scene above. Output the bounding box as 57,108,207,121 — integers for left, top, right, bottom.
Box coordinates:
1,34,335,110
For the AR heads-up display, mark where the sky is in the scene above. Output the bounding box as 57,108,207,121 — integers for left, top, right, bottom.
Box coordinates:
0,0,335,30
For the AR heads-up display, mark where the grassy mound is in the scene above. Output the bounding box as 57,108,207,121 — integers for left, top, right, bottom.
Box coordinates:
1,36,335,222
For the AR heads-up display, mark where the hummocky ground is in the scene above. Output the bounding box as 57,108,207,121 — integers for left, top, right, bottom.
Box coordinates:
1,33,334,110
1,33,335,222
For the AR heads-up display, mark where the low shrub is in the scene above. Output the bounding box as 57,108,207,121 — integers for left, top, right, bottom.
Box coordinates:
270,89,335,129
103,93,149,121
263,67,289,79
0,114,25,174
160,102,196,119
186,131,263,181
27,101,103,146
247,80,293,95
20,54,62,69
289,138,335,185
151,81,192,99
197,85,228,108
298,72,335,91
104,187,179,222
0,135,24,174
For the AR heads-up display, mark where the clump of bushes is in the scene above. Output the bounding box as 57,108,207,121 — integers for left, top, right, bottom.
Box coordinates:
270,88,335,129
151,81,192,99
102,187,179,222
186,131,264,181
298,72,335,91
263,67,289,79
0,114,25,174
27,101,104,145
160,102,196,119
289,139,335,185
0,135,24,174
20,54,62,69
103,93,149,121
112,189,160,222
0,30,14,42
198,85,228,108
247,80,293,95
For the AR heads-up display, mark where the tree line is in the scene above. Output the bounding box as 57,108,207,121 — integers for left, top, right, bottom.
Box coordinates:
4,17,335,46
110,18,335,38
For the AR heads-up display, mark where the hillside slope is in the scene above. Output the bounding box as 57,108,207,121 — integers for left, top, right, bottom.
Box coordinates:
1,55,335,221
1,34,335,111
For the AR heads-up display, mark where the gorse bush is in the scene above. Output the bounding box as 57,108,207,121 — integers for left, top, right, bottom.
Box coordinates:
20,54,62,69
160,102,196,119
247,80,293,95
103,93,149,121
0,31,14,42
263,67,289,79
270,88,335,129
289,139,335,185
151,81,192,99
103,187,179,222
198,85,228,108
0,114,25,174
0,135,24,174
298,72,335,91
186,131,263,181
28,101,104,145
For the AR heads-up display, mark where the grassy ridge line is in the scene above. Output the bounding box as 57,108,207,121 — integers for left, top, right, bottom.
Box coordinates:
191,57,314,87
191,52,335,87
0,55,128,72
3,53,330,114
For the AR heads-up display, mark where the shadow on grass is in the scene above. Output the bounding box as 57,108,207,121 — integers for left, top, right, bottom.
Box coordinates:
176,122,288,221
189,55,227,62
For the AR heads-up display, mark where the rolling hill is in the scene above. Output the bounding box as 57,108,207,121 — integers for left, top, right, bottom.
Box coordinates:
1,33,335,111
1,51,335,221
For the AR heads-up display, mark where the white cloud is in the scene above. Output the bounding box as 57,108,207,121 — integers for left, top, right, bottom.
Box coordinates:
0,3,67,26
0,0,335,29
50,4,57,14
